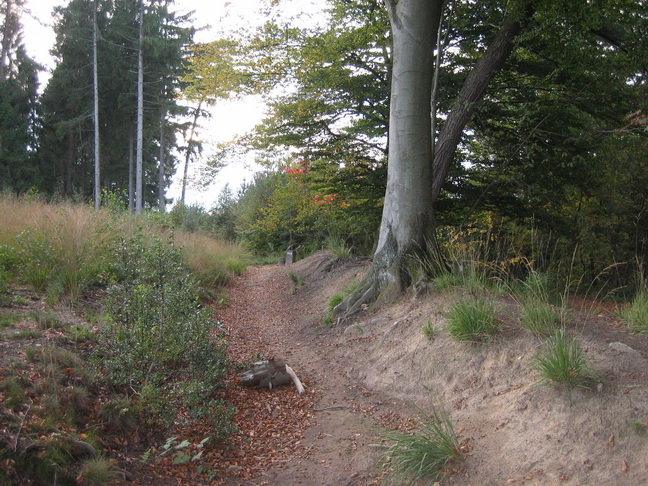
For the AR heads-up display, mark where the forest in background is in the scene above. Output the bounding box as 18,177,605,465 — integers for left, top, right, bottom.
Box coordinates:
1,0,647,290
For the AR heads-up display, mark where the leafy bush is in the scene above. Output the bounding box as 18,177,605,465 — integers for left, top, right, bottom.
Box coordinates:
534,329,597,389
384,408,461,484
447,296,498,342
95,233,228,426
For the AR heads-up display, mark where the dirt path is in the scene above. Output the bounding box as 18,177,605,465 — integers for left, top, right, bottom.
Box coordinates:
214,252,648,486
217,256,397,485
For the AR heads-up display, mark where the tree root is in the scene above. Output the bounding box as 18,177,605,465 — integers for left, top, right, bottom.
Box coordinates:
334,278,379,325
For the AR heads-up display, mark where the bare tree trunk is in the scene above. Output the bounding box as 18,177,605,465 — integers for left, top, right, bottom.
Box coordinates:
336,0,443,318
135,0,144,213
336,4,529,320
180,100,203,206
0,0,13,81
128,134,134,211
92,0,100,210
431,14,525,202
158,105,166,211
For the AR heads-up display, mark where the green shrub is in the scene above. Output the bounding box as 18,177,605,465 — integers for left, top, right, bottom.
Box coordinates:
384,408,461,484
447,296,498,342
95,233,228,425
534,329,597,389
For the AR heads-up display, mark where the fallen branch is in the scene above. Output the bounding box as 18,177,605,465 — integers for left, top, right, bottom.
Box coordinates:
285,365,305,395
239,358,306,395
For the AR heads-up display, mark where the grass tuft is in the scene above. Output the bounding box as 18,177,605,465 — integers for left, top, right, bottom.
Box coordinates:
77,456,122,485
519,300,562,336
384,407,461,484
533,329,597,389
616,292,648,333
325,236,352,259
447,296,498,342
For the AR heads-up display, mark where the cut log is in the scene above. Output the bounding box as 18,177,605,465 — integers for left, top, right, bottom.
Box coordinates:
239,358,305,395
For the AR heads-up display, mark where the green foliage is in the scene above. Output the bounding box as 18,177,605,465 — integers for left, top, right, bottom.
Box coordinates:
95,232,228,426
631,421,647,435
289,272,305,291
6,329,42,340
323,280,359,327
447,296,499,342
98,398,138,433
533,329,597,389
383,408,461,484
38,0,195,204
29,310,64,330
0,312,20,330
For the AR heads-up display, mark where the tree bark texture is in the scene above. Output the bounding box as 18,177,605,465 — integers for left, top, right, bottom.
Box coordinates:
337,5,529,319
336,0,443,318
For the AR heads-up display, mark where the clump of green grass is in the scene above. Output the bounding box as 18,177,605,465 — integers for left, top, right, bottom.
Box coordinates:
8,329,42,340
384,408,462,484
0,311,21,330
533,329,597,389
325,236,352,259
447,296,498,342
422,319,437,339
77,456,122,485
176,231,247,289
98,398,138,433
519,300,562,336
29,310,64,330
616,292,648,333
631,420,647,435
322,280,359,327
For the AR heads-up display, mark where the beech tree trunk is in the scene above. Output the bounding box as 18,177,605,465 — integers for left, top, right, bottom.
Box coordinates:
336,3,529,320
335,0,443,318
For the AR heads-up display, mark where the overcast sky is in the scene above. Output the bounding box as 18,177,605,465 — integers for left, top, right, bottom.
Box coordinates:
21,0,325,207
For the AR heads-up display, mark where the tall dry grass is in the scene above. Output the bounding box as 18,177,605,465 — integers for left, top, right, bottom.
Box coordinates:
0,194,247,300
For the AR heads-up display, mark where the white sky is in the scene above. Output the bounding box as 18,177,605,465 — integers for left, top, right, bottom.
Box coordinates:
21,0,326,209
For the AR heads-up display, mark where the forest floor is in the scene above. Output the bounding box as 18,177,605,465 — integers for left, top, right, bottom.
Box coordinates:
2,251,648,485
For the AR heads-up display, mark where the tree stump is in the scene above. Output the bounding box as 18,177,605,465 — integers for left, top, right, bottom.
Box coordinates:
239,358,305,395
